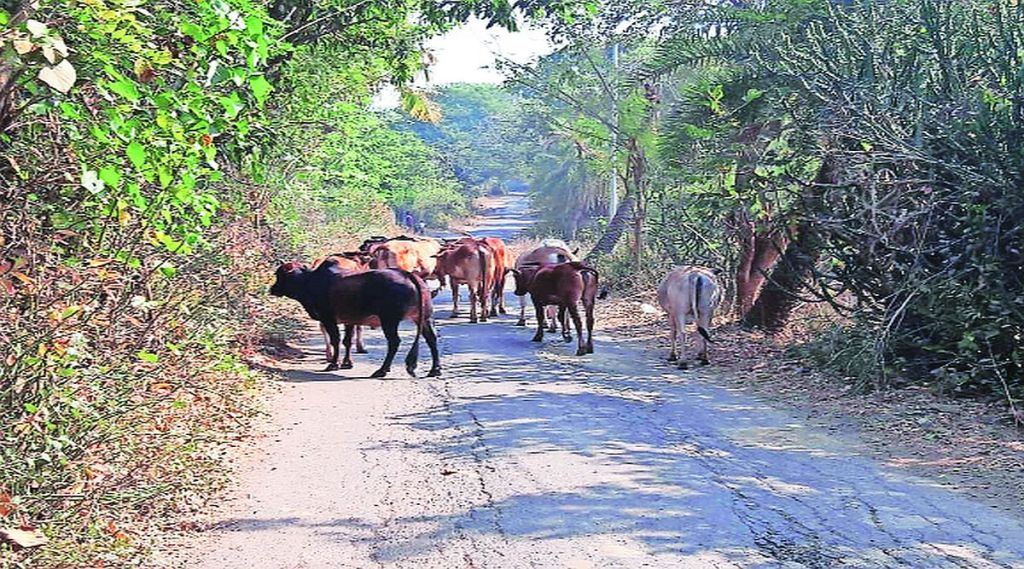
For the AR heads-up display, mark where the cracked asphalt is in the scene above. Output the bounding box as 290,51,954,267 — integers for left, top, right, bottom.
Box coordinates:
192,193,1024,568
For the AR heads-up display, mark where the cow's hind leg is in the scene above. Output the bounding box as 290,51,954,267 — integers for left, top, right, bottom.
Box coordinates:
323,321,341,372
676,311,692,370
468,282,479,323
321,323,333,362
696,309,712,365
559,306,572,342
568,304,586,356
516,295,527,326
450,280,461,318
584,298,595,354
372,319,401,378
546,305,558,333
478,281,489,322
531,301,545,342
496,275,507,315
423,320,442,377
355,325,367,354
667,313,679,362
340,325,355,369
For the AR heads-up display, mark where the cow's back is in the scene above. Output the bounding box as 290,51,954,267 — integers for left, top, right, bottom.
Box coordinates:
516,245,577,269
326,269,426,325
531,263,585,304
658,266,719,315
374,240,440,276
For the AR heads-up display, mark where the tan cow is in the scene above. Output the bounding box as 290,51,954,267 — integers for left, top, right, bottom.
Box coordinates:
368,238,442,282
433,239,494,323
657,266,722,368
513,240,578,329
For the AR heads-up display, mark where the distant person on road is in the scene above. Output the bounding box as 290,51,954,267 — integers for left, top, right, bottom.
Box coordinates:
416,221,426,235
403,212,415,233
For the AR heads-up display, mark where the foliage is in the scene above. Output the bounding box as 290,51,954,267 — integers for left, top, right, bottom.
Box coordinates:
520,0,1024,400
400,83,543,197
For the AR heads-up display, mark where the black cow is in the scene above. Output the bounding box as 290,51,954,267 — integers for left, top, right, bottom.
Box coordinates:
269,260,441,378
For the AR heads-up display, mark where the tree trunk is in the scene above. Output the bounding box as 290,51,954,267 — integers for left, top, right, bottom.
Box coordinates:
0,4,32,142
742,225,820,331
733,212,786,317
585,191,634,261
743,156,837,332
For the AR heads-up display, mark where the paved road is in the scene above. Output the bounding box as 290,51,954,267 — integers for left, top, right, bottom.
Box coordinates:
193,193,1024,568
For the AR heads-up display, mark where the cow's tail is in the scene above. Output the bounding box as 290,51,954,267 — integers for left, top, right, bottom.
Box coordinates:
577,266,600,302
478,243,491,301
693,274,713,343
405,271,426,375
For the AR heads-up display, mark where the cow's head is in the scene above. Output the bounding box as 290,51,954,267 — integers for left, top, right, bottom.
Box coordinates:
269,261,309,298
508,264,540,296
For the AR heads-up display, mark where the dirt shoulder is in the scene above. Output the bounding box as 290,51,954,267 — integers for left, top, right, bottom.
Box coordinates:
600,294,1024,515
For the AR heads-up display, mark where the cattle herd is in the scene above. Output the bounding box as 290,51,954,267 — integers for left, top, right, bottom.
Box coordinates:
270,235,722,378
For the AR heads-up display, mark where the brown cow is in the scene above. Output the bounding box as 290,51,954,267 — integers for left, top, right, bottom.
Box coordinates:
480,237,510,316
657,266,722,368
311,254,370,361
270,260,441,378
510,261,598,356
433,239,494,323
513,241,579,329
442,236,510,316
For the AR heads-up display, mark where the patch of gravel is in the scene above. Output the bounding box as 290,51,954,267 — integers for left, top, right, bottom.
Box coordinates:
599,293,1024,516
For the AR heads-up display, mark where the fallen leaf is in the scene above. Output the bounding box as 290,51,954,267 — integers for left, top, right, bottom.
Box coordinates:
0,492,13,517
13,38,34,55
0,526,48,548
38,59,76,93
26,19,48,37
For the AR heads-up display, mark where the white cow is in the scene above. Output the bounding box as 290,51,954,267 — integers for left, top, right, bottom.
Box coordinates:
657,266,722,368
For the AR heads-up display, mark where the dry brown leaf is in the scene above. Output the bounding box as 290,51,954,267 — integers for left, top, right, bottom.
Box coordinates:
0,492,13,517
0,526,48,548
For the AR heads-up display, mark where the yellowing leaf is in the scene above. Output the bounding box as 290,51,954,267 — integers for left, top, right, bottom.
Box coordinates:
38,60,76,93
0,526,48,549
11,272,33,285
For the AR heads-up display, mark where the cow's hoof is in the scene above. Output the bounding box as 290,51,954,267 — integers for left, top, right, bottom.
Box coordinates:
340,361,354,370
370,369,388,378
449,312,460,319
515,319,526,327
586,346,594,354
470,317,478,324
499,308,507,315
698,358,710,366
667,353,678,362
575,347,588,356
427,368,442,377
489,309,498,317
677,361,690,370
531,335,543,342
356,347,368,354
563,336,573,343
323,363,340,372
